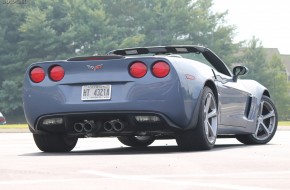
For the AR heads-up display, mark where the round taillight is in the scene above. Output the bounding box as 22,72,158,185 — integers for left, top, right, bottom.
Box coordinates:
49,65,65,81
152,61,170,78
129,62,147,78
30,67,45,83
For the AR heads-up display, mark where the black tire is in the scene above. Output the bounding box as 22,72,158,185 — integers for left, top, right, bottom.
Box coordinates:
176,87,218,151
33,134,78,152
117,136,155,147
236,96,278,145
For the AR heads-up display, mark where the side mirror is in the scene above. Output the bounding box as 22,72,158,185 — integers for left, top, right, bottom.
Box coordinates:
233,66,248,82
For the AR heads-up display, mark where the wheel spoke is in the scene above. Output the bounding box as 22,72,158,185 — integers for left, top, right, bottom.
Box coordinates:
204,120,209,135
259,101,264,116
255,122,261,136
204,94,212,113
261,122,270,136
262,110,275,120
207,121,216,137
208,109,217,119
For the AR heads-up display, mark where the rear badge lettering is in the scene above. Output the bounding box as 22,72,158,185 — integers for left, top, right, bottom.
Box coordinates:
87,64,103,71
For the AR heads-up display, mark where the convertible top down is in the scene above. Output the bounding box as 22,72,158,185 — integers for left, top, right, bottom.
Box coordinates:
23,45,278,152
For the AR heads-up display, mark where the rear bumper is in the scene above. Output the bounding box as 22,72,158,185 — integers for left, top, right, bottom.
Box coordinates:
29,111,183,137
23,79,200,132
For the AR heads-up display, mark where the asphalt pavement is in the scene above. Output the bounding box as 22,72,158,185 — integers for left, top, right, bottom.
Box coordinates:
0,130,289,190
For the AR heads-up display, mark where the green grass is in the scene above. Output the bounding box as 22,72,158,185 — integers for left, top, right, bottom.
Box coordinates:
0,124,28,129
278,121,290,126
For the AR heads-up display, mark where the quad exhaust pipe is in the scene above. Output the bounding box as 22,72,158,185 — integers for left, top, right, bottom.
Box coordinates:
74,119,124,133
73,120,101,133
103,120,124,132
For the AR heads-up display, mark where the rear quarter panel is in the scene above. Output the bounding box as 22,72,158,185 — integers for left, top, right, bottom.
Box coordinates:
166,57,217,128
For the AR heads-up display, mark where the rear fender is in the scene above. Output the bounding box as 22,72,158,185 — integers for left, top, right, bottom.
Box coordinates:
168,57,215,129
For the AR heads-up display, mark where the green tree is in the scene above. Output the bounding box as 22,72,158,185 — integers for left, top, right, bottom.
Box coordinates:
0,0,109,122
240,37,290,119
239,37,269,84
185,0,238,63
0,4,28,122
102,0,237,64
267,55,290,119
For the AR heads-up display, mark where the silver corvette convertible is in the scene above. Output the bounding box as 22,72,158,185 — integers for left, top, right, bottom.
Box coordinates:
23,45,278,152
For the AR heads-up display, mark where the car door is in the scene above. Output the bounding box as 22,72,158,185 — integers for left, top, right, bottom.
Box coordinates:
213,71,251,127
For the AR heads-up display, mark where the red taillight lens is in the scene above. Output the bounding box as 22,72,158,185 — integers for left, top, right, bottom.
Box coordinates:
49,65,65,81
129,62,147,78
30,67,45,83
0,117,5,122
152,61,170,78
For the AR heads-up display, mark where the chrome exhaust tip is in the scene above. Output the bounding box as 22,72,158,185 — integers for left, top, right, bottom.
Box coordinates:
74,123,84,133
104,121,113,132
112,120,124,132
83,120,101,133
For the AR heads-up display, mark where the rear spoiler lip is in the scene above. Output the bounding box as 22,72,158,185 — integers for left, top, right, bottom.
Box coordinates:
108,45,207,56
67,55,124,61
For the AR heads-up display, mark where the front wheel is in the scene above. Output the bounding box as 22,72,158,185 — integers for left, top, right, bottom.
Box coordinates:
117,136,155,147
176,87,218,150
236,96,278,145
33,134,78,152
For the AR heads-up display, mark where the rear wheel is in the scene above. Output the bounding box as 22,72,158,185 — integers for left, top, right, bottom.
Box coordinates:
33,134,78,152
236,96,278,145
176,87,218,150
117,136,155,147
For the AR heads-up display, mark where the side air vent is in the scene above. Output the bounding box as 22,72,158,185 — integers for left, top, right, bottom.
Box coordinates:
245,96,257,120
245,97,252,118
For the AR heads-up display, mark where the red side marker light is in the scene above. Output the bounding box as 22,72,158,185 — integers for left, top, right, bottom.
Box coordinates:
185,74,195,80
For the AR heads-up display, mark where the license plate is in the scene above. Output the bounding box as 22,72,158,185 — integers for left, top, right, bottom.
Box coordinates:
81,85,111,100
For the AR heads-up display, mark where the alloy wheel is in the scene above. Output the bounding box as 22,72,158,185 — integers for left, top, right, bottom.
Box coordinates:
252,100,276,141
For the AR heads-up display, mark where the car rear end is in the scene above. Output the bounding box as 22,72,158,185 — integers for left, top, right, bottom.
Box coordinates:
23,55,194,137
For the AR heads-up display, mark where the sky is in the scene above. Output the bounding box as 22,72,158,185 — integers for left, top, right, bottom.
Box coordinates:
212,0,290,54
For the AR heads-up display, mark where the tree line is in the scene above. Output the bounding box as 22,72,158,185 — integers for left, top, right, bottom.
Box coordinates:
0,0,289,122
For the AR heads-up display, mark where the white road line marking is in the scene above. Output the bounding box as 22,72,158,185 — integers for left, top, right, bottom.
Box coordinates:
0,170,288,188
0,178,92,185
81,170,282,190
83,170,290,179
